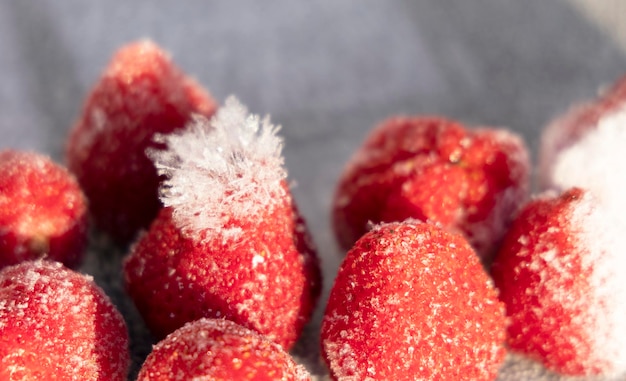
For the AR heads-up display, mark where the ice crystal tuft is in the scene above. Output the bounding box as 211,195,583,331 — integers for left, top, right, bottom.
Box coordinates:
149,96,287,241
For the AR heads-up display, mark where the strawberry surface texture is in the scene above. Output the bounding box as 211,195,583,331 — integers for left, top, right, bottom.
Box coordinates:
136,318,311,381
0,260,130,380
321,220,507,381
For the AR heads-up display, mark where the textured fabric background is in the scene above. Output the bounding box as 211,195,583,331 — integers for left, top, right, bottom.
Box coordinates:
0,2,624,380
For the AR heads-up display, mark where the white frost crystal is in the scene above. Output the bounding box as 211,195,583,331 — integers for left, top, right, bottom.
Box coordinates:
148,96,287,241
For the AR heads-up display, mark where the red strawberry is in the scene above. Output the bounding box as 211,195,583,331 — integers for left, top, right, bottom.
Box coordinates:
539,74,626,189
321,220,507,381
0,150,88,269
0,260,129,380
491,188,626,376
136,318,311,381
332,116,529,260
66,40,217,245
124,97,321,349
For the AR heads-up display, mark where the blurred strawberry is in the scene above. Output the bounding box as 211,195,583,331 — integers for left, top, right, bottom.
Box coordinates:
333,116,529,260
66,40,217,245
539,74,626,189
0,150,88,269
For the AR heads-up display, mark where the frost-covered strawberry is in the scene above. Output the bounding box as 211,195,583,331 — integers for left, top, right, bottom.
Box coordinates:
137,318,311,381
332,116,529,260
124,97,321,349
0,260,129,380
0,150,88,269
66,40,217,244
539,74,626,191
491,188,626,376
321,220,507,381
543,107,626,230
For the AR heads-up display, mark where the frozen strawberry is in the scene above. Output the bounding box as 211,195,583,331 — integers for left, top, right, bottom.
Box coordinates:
66,40,217,245
124,97,321,349
0,150,88,269
539,74,626,190
491,188,626,376
544,108,626,228
332,116,529,260
136,318,311,381
0,260,129,380
321,220,507,381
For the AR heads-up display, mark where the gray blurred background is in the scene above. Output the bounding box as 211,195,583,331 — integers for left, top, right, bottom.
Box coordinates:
0,1,624,379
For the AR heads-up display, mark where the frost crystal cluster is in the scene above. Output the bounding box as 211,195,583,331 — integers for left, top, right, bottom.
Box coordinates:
149,96,287,241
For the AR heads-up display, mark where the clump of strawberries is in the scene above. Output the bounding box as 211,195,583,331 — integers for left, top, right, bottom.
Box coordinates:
2,36,626,381
324,72,626,379
0,41,319,380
